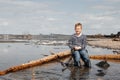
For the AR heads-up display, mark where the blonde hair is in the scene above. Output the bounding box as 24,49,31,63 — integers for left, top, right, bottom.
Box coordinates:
75,23,82,29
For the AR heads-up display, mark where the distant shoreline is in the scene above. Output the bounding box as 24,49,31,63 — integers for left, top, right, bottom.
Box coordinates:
0,40,28,43
0,37,119,50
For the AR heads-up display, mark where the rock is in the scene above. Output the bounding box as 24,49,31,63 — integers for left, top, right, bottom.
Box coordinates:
113,50,120,54
96,60,110,69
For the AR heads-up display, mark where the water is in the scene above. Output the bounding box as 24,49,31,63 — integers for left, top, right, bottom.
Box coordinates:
0,42,119,80
0,43,69,70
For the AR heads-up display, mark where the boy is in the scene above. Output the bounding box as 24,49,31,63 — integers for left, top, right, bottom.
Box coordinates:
68,23,91,67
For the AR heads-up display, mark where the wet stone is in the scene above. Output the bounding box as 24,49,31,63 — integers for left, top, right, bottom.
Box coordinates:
96,61,110,69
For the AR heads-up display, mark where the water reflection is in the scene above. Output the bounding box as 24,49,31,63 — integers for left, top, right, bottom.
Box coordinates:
0,60,120,80
95,60,110,77
68,67,90,80
96,69,107,76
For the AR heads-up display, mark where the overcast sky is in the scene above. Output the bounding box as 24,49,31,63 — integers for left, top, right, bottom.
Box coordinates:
0,0,119,35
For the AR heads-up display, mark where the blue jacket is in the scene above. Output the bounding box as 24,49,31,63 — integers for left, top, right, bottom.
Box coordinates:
68,34,87,50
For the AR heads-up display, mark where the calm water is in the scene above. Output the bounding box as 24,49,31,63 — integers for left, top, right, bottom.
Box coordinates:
0,42,119,80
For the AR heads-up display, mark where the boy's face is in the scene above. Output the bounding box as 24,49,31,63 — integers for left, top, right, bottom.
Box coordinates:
75,25,82,35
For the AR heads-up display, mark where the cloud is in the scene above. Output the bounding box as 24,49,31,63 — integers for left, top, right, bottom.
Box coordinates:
91,5,114,10
0,0,119,35
106,0,120,2
0,18,12,26
0,22,9,26
74,11,120,35
78,13,115,24
0,0,48,7
47,17,57,21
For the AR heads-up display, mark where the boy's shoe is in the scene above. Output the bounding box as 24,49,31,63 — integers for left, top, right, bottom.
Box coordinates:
84,60,91,68
74,61,81,67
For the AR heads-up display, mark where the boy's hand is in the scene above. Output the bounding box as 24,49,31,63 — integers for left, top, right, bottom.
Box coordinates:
74,46,81,50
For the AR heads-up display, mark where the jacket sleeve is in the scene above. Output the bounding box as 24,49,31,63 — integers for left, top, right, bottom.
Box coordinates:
81,35,87,49
68,36,75,49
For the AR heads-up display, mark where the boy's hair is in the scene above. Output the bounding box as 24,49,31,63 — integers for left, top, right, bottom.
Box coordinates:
75,23,82,29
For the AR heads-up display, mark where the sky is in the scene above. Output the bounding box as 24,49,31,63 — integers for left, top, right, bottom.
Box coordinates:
0,0,119,35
